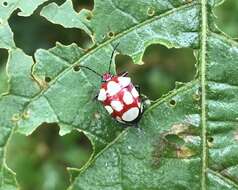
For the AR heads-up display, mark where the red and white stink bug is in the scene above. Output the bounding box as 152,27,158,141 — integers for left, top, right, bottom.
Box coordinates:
79,43,143,127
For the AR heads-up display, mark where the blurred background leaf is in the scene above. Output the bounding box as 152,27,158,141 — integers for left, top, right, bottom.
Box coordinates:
0,49,8,93
214,0,238,38
0,0,236,189
7,124,92,190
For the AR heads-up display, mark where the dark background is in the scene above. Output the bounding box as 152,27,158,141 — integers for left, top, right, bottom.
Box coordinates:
0,0,237,189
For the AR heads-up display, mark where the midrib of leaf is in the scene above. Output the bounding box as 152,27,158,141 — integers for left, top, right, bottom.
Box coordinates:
201,0,208,189
29,1,196,104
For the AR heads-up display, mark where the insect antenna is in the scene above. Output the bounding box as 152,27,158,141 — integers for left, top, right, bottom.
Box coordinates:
108,42,120,74
77,65,103,78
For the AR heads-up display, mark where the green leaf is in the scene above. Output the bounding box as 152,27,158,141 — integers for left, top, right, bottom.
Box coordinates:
0,1,50,188
16,1,200,155
66,1,238,190
0,49,40,189
16,42,123,154
69,81,202,190
1,0,238,189
40,0,92,36
0,0,48,20
0,23,14,49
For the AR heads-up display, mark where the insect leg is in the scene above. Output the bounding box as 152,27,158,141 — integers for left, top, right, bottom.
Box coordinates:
92,89,99,101
135,85,141,94
93,94,98,101
118,71,129,77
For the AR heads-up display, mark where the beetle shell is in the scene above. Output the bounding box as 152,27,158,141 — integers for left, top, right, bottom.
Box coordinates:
97,75,142,124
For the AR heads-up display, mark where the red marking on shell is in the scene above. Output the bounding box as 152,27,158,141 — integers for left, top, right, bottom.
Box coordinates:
98,75,141,123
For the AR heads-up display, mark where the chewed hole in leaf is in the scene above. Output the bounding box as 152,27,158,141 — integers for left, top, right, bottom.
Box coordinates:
107,31,115,38
44,76,51,83
2,1,8,7
169,99,176,107
152,132,197,167
151,134,185,167
214,0,238,38
207,136,214,143
6,123,93,190
164,134,185,145
0,48,9,94
73,65,81,72
8,11,92,55
72,0,94,12
116,44,196,100
86,12,93,20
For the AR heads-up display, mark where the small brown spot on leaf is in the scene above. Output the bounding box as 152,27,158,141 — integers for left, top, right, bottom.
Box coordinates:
170,123,189,135
151,138,166,167
176,146,195,158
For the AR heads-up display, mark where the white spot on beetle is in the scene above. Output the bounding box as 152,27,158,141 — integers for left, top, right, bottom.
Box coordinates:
105,105,113,114
98,89,107,101
111,100,123,112
131,87,139,98
122,107,139,122
123,91,134,105
107,81,121,96
118,77,131,87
